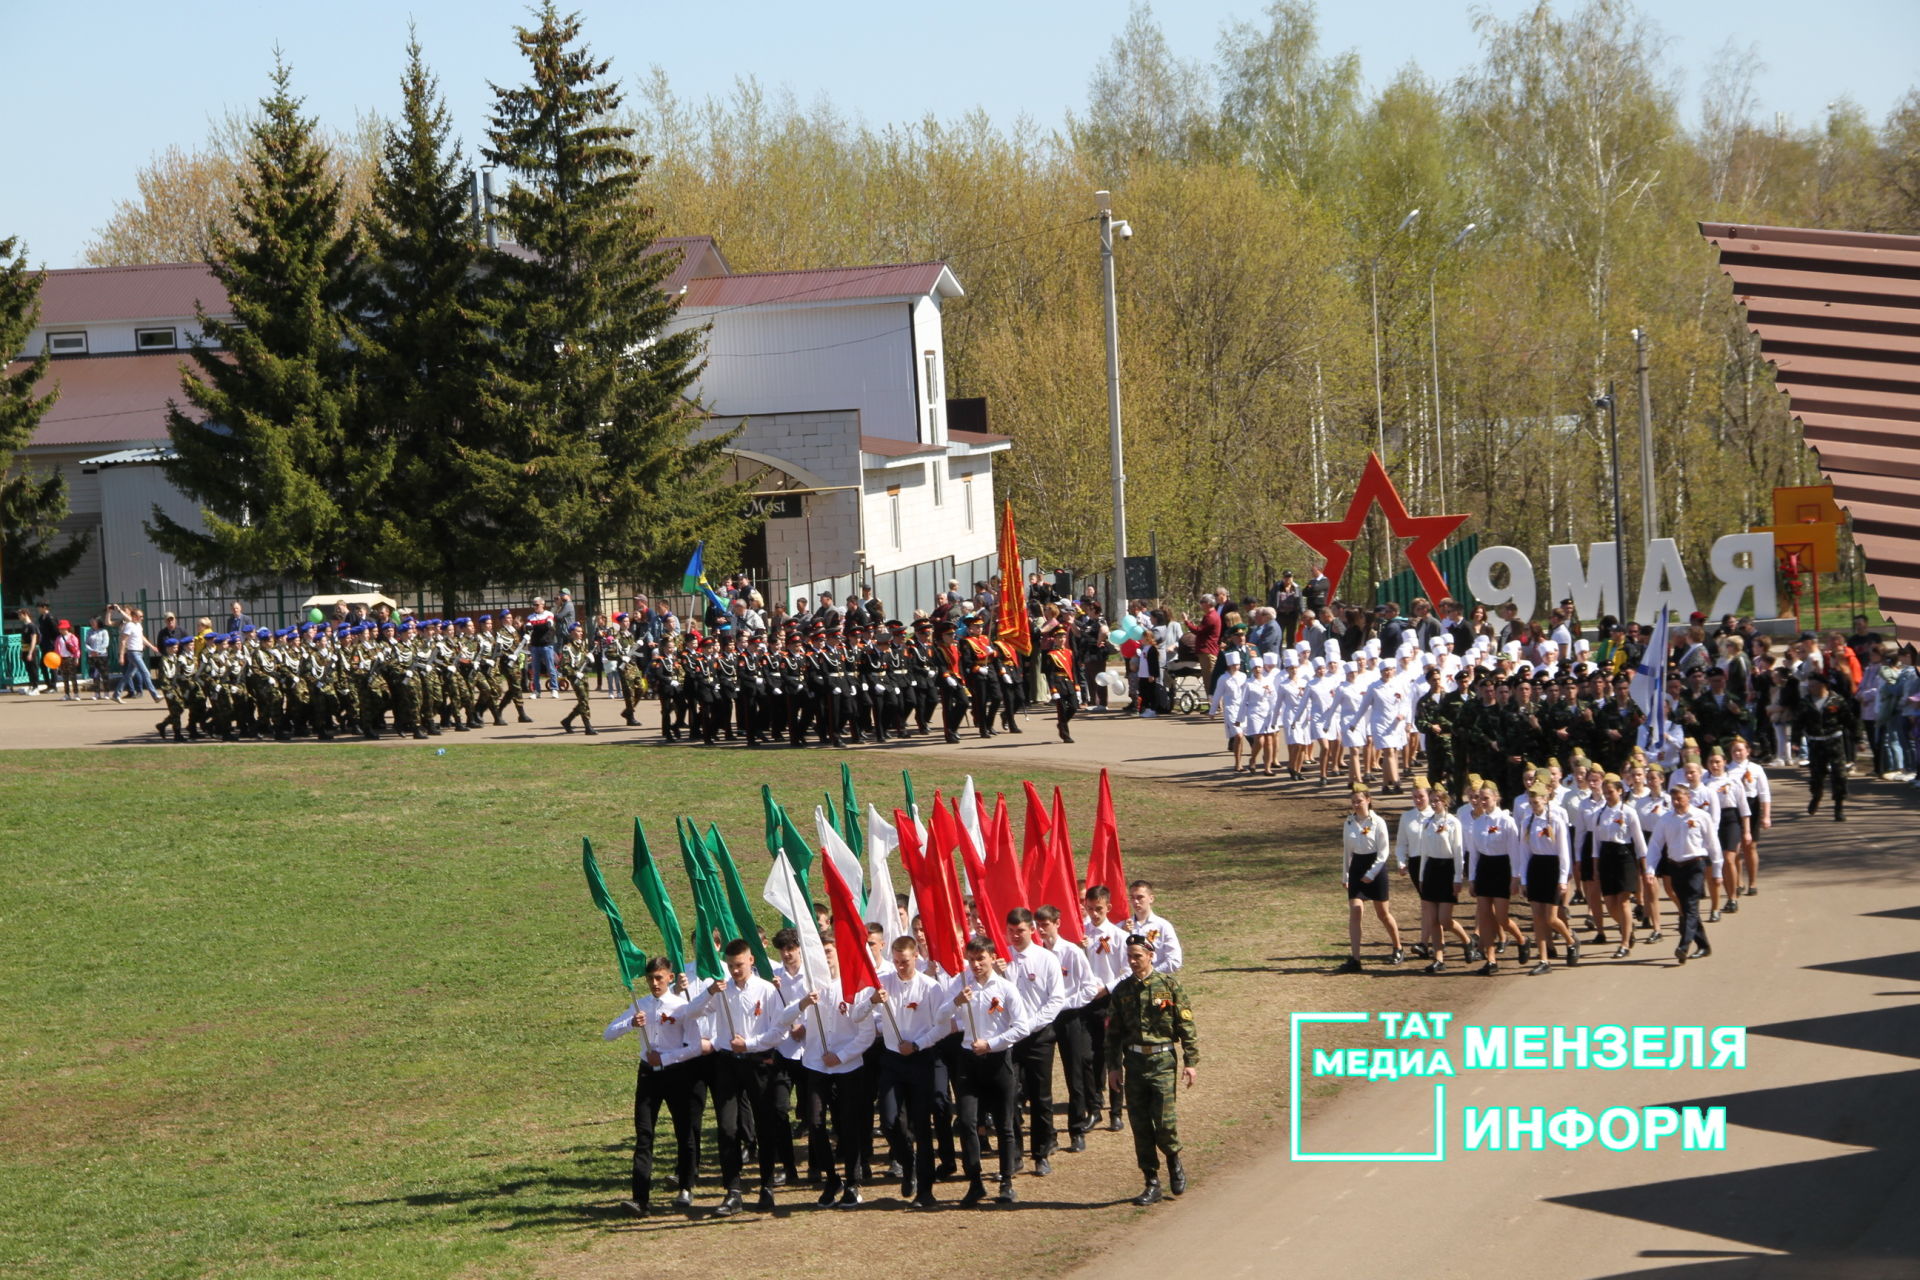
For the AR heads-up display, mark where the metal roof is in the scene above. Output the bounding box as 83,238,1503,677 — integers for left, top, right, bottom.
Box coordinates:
77,446,177,468
680,262,961,309
1700,221,1920,640
13,351,211,449
34,262,226,325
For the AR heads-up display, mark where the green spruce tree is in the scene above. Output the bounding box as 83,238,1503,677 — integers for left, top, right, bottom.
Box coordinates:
357,33,489,615
0,237,90,610
150,59,384,592
478,3,752,609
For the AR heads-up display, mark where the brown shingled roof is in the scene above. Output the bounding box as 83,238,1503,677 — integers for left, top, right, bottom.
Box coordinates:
1701,221,1920,641
34,262,226,325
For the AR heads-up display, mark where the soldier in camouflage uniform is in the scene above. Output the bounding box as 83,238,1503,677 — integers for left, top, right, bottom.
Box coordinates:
1105,934,1199,1206
1414,669,1456,801
557,621,599,734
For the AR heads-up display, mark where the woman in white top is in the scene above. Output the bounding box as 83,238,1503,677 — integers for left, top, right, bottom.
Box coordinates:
1246,653,1279,775
1410,783,1471,973
1726,737,1772,896
1338,787,1403,972
1464,778,1527,974
1332,665,1370,789
1309,658,1343,787
1277,658,1314,779
1700,750,1752,919
1590,774,1649,958
1212,652,1254,772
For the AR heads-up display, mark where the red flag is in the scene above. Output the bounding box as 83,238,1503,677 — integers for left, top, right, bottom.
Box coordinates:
994,501,1032,657
1021,780,1052,904
897,808,964,975
986,793,1028,919
930,790,972,953
1039,787,1086,944
821,851,881,1001
1084,768,1127,905
946,798,1011,956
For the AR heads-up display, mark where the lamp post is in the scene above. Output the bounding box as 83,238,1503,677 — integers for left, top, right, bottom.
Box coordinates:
1596,384,1628,625
1367,207,1419,592
1631,327,1657,543
1097,190,1132,589
1426,222,1475,512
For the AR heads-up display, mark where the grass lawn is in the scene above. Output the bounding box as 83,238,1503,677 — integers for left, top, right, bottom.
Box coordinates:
0,744,1454,1280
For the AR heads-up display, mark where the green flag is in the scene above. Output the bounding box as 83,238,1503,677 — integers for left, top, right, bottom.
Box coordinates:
629,818,685,975
770,801,814,900
583,838,647,991
902,768,917,820
841,763,864,861
675,818,728,980
703,824,775,981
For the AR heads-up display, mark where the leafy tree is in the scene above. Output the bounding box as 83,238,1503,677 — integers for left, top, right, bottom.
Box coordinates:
0,238,90,608
355,34,488,614
477,4,750,609
149,60,382,592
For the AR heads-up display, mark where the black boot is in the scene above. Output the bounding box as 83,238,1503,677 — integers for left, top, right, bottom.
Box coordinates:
1167,1155,1187,1195
560,713,575,733
1133,1177,1163,1206
712,1189,743,1218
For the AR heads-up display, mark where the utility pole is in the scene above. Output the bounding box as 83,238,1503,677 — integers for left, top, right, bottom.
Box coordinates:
1098,190,1130,575
1632,327,1657,542
1427,222,1475,513
1598,383,1628,624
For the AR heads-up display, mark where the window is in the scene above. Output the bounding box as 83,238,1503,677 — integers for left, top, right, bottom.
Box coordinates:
962,476,974,532
46,331,87,355
927,404,939,440
888,487,903,550
931,460,944,507
136,327,177,351
923,351,940,401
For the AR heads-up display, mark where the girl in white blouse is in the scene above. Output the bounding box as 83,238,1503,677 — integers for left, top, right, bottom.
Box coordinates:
1338,787,1403,972
1410,784,1470,973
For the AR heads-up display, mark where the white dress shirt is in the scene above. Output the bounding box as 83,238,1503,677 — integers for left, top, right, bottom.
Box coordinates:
1517,802,1572,886
774,965,809,1061
1643,809,1725,876
1003,940,1066,1030
1343,812,1392,883
1587,802,1648,860
797,984,877,1075
1411,810,1465,883
936,971,1029,1050
684,974,795,1054
1465,807,1519,883
1082,919,1130,992
875,968,945,1052
1394,804,1433,869
1124,910,1184,973
1045,935,1099,1010
602,990,706,1067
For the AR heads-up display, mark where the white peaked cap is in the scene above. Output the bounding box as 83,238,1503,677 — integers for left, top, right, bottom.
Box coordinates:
1263,651,1280,667
1225,651,1242,666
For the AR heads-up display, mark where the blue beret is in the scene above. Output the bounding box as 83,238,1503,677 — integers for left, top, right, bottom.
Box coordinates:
454,617,472,626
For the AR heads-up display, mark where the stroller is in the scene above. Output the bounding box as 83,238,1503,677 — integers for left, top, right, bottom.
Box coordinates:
1163,657,1206,714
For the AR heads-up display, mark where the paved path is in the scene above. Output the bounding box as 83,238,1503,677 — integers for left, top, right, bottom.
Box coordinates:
11,692,1917,1278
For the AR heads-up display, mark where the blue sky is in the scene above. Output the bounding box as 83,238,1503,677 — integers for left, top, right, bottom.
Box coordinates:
7,1,1914,268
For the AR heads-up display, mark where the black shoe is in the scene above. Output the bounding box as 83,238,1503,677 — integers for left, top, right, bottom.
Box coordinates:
817,1179,841,1207
1744,886,1758,896
837,1185,862,1210
1834,806,1846,822
1693,943,1712,959
961,1179,986,1208
1479,961,1497,976
560,716,575,733
1566,941,1581,967
1517,942,1533,966
1032,1157,1051,1178
619,1197,647,1218
672,1189,692,1211
914,1191,940,1211
413,728,429,740
1708,909,1721,923
1010,1154,1025,1175
1168,1156,1187,1195
901,1174,916,1200
996,1181,1016,1205
1646,928,1664,943
755,1188,776,1213
1723,900,1740,914
1613,945,1632,958
1133,1178,1163,1206
1529,961,1551,976
934,1161,958,1181
1069,1133,1086,1153
517,712,533,724
584,726,599,735
1674,945,1690,965
1336,956,1362,973
1390,948,1404,965
1806,797,1820,816
1109,1113,1125,1133
712,1190,743,1217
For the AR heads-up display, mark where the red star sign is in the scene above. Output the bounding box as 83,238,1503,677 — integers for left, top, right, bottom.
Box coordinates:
1284,452,1468,606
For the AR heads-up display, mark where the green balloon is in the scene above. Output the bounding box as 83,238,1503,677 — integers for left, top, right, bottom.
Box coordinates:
308,608,324,622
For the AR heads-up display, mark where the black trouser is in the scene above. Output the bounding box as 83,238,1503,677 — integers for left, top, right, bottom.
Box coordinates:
804,1066,874,1188
1053,688,1079,738
1084,994,1119,1119
1808,737,1849,806
711,1052,779,1192
1667,858,1710,953
1011,1027,1057,1159
1054,1006,1095,1136
877,1047,938,1191
968,675,999,735
632,1059,705,1197
765,1055,801,1178
952,1047,1016,1184
938,683,968,740
1078,655,1107,707
932,1032,961,1165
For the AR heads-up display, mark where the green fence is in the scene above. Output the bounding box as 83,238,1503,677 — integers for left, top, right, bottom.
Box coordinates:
1371,534,1479,611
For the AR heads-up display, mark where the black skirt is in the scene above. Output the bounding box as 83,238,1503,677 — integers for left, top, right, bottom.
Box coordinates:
1717,811,1743,855
1417,856,1459,904
1524,854,1564,905
1578,831,1596,881
1597,841,1637,896
1345,856,1390,902
1471,853,1512,899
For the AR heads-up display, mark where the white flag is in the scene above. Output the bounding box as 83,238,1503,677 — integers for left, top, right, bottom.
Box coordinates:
763,848,829,995
815,806,867,911
1630,609,1671,751
958,777,988,888
863,804,907,953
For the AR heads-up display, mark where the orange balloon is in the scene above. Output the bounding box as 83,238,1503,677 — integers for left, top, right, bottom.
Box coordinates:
42,652,62,670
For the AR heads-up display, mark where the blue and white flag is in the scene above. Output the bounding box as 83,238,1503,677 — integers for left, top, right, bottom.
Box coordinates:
1630,610,1671,749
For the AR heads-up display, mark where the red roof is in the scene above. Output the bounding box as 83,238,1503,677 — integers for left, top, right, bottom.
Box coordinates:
681,262,958,308
650,236,729,294
13,352,211,449
859,434,943,459
34,263,226,326
1701,221,1920,640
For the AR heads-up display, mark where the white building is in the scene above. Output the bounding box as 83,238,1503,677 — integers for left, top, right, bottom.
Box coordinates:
10,238,1009,621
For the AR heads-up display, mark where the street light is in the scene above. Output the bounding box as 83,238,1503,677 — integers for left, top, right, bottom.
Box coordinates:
1595,384,1628,626
1097,190,1132,589
1426,222,1476,512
